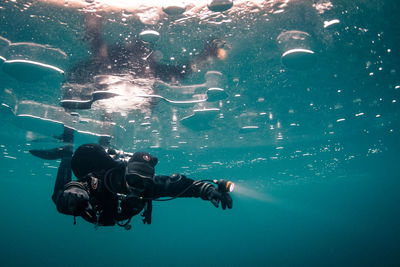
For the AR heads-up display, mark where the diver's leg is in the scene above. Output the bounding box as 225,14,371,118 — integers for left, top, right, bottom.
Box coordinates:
51,145,73,203
71,143,119,179
51,127,74,203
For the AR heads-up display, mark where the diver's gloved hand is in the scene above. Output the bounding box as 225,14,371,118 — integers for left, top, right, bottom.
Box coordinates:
201,184,233,210
56,186,91,216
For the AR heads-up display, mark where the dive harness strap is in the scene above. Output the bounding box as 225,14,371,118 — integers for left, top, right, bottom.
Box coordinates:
114,192,153,227
141,200,152,224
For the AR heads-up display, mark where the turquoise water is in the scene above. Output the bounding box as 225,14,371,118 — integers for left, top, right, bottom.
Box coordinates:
1,1,399,266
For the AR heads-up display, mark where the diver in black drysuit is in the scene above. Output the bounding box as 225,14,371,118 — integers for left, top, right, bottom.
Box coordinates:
49,143,232,229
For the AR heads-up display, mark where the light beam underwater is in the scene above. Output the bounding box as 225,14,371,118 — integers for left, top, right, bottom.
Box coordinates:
231,183,276,203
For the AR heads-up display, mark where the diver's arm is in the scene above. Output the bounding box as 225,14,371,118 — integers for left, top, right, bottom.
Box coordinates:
51,145,92,216
54,182,91,216
152,174,233,209
53,143,113,217
153,174,202,198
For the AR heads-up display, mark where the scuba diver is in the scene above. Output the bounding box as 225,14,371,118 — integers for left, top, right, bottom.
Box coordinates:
27,12,233,229
30,130,233,230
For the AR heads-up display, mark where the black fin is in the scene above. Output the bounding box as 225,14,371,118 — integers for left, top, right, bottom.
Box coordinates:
29,147,65,160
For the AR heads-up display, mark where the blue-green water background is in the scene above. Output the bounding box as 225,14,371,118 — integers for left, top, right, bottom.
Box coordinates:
1,1,400,266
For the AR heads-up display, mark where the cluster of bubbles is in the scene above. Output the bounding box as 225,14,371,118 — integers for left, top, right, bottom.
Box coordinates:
0,0,311,150
0,0,396,185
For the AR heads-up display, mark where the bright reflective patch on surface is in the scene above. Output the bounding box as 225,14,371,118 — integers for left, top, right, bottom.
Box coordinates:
71,76,155,113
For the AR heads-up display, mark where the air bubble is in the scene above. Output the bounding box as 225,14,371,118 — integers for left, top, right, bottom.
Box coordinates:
208,0,233,12
139,30,160,44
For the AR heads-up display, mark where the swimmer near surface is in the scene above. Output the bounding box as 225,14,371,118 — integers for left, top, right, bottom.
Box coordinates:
29,142,235,230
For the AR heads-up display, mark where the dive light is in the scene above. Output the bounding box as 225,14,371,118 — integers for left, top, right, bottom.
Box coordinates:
214,179,235,193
